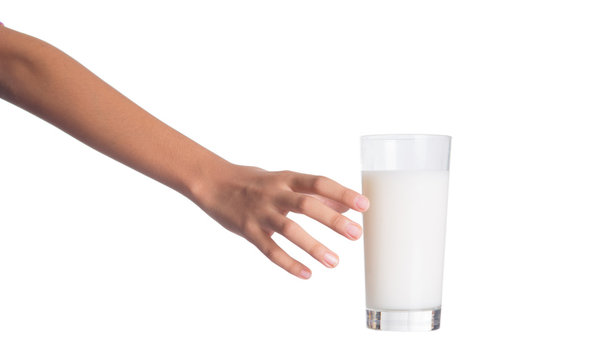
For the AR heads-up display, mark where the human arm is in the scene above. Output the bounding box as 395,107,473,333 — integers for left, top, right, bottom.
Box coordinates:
0,25,369,279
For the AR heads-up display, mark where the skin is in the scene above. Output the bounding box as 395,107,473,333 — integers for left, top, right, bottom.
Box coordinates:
0,25,369,279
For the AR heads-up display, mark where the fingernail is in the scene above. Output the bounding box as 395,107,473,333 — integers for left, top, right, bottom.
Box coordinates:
356,196,369,211
299,269,312,279
345,223,362,239
323,253,339,268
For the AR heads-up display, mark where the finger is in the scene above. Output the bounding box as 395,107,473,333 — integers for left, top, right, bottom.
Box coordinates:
276,192,362,240
265,213,340,268
250,231,312,280
289,173,369,212
311,194,350,213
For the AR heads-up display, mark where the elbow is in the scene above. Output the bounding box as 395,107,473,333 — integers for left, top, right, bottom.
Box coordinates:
0,26,18,103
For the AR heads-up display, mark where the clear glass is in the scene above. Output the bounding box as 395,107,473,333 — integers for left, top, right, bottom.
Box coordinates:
361,134,451,331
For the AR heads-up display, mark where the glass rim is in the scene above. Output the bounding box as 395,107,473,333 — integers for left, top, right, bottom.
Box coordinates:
361,134,451,141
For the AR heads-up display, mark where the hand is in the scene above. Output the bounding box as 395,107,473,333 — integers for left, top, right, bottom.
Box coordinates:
192,163,369,279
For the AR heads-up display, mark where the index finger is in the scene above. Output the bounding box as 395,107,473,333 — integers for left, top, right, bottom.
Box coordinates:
289,173,369,212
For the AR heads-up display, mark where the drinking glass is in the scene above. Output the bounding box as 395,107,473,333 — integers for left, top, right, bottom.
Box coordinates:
361,134,451,331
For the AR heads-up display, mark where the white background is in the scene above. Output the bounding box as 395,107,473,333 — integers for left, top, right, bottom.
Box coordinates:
1,1,607,359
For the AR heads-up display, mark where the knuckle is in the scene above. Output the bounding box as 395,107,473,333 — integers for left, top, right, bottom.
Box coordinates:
280,220,297,237
285,171,302,188
340,188,350,203
308,242,324,256
330,213,344,230
267,249,280,262
242,219,258,237
295,196,312,212
277,170,295,181
260,243,278,260
311,176,327,192
288,263,302,276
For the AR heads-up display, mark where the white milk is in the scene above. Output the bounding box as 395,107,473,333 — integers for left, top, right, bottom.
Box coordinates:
362,170,449,311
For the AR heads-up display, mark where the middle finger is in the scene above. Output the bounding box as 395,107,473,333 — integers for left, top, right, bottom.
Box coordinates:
276,192,362,240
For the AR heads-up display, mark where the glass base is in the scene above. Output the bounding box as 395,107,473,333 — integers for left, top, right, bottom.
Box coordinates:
366,308,441,331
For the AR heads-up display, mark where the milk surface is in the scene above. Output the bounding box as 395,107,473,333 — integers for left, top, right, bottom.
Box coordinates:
362,170,449,310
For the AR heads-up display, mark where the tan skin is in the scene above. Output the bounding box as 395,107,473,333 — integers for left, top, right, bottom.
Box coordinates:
0,25,369,279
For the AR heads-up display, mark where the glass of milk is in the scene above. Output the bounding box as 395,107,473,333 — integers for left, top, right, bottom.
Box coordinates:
361,134,451,331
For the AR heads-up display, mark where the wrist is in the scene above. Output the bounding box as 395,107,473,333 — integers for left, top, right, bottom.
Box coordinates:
185,150,234,210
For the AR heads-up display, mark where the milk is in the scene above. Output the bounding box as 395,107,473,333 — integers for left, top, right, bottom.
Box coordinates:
362,170,449,311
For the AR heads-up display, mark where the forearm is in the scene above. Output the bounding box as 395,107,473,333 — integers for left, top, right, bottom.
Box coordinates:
0,26,226,202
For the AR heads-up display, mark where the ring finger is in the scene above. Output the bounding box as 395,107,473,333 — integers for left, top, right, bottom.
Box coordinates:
264,212,340,268
276,192,362,240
